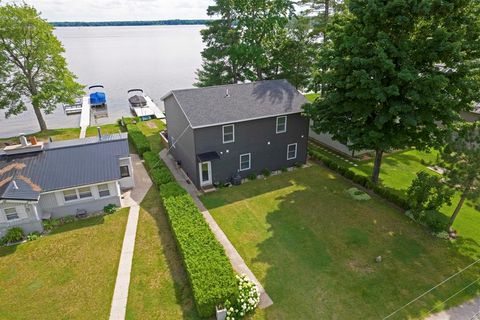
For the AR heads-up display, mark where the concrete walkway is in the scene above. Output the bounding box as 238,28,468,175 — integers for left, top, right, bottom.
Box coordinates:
427,297,480,320
160,150,273,309
109,154,152,320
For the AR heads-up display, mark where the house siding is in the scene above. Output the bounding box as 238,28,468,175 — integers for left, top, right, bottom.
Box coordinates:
0,202,43,237
119,157,134,189
38,181,121,218
164,94,198,183
193,113,309,187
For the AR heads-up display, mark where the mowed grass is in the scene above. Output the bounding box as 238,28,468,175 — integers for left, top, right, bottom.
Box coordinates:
0,209,129,319
126,188,199,320
201,165,480,319
136,119,166,154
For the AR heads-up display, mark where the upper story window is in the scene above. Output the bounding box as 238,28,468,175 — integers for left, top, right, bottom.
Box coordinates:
120,165,130,178
4,207,19,221
287,143,297,160
223,124,235,144
276,116,287,134
98,184,111,197
239,153,251,171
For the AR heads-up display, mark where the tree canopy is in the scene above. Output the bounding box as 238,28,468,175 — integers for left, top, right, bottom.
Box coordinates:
196,0,317,89
0,4,83,131
305,0,480,183
441,122,480,229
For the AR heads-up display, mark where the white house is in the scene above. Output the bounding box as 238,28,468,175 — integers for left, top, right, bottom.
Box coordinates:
0,132,134,237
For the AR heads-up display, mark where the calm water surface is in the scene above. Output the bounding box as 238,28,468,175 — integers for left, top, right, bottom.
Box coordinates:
0,25,204,138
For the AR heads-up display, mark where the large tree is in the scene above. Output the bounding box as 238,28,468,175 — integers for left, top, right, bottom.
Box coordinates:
305,0,480,183
441,122,480,230
0,4,83,131
196,0,297,87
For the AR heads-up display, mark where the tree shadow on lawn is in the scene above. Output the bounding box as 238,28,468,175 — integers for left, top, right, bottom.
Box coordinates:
139,188,200,320
234,168,480,319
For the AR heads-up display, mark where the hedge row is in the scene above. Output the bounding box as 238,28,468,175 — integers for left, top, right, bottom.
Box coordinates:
126,124,150,155
308,148,410,210
142,150,237,317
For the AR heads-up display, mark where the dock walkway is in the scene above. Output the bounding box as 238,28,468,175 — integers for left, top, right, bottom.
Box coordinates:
79,96,91,138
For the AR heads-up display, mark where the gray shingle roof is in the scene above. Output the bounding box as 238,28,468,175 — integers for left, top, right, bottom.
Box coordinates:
0,133,129,201
164,79,308,128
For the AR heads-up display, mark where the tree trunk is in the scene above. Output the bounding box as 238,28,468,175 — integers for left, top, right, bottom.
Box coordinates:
371,149,383,184
449,191,468,230
32,102,48,131
324,0,330,22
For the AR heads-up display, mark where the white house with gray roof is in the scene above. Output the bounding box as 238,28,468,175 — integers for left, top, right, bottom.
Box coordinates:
161,79,309,189
0,132,134,237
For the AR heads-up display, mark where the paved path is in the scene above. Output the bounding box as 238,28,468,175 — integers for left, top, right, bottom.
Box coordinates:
427,297,480,320
109,154,152,320
160,150,273,309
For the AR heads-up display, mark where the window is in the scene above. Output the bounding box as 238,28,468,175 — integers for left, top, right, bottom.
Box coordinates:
4,208,19,221
98,184,110,197
120,165,130,178
287,143,297,160
222,124,235,144
78,187,92,199
276,116,287,133
239,153,251,171
63,189,78,202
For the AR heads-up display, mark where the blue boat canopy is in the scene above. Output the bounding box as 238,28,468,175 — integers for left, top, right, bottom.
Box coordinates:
90,92,106,106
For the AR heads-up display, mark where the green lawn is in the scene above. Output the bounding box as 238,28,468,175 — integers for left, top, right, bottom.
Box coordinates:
136,119,166,154
126,188,199,320
0,209,129,319
201,165,480,319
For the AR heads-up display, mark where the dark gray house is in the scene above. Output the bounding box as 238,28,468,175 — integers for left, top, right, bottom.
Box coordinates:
161,80,309,189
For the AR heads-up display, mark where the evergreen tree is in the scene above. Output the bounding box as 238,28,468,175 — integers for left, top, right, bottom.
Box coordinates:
196,0,295,86
305,0,480,184
0,4,83,131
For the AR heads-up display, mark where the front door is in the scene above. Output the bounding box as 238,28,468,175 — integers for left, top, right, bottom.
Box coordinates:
199,161,212,187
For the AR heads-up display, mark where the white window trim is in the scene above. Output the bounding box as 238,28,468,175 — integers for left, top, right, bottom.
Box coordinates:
63,186,93,203
97,184,111,198
3,207,20,222
239,153,251,171
276,116,287,134
287,143,298,160
222,124,235,144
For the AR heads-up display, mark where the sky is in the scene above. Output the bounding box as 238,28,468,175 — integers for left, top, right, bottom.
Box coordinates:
17,0,214,22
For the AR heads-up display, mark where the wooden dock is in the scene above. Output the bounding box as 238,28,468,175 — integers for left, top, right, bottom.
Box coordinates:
79,96,91,138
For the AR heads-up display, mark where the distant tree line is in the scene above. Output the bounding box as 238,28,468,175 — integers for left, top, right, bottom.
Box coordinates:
51,19,211,27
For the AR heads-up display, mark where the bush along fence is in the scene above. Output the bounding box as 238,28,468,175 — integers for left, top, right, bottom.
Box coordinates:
308,147,449,235
126,123,151,155
143,149,238,317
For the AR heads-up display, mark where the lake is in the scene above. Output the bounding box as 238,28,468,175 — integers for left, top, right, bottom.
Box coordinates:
0,25,205,138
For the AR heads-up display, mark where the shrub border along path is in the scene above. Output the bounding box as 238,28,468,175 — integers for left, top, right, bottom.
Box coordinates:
159,149,274,310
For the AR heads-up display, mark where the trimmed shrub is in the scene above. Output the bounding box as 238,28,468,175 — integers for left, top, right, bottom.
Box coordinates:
128,130,150,155
1,227,24,245
163,193,237,317
151,167,174,186
159,182,188,199
104,204,118,214
247,173,257,180
261,168,271,177
143,151,160,171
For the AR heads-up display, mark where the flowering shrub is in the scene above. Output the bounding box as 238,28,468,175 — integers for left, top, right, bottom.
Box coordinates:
225,274,260,319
